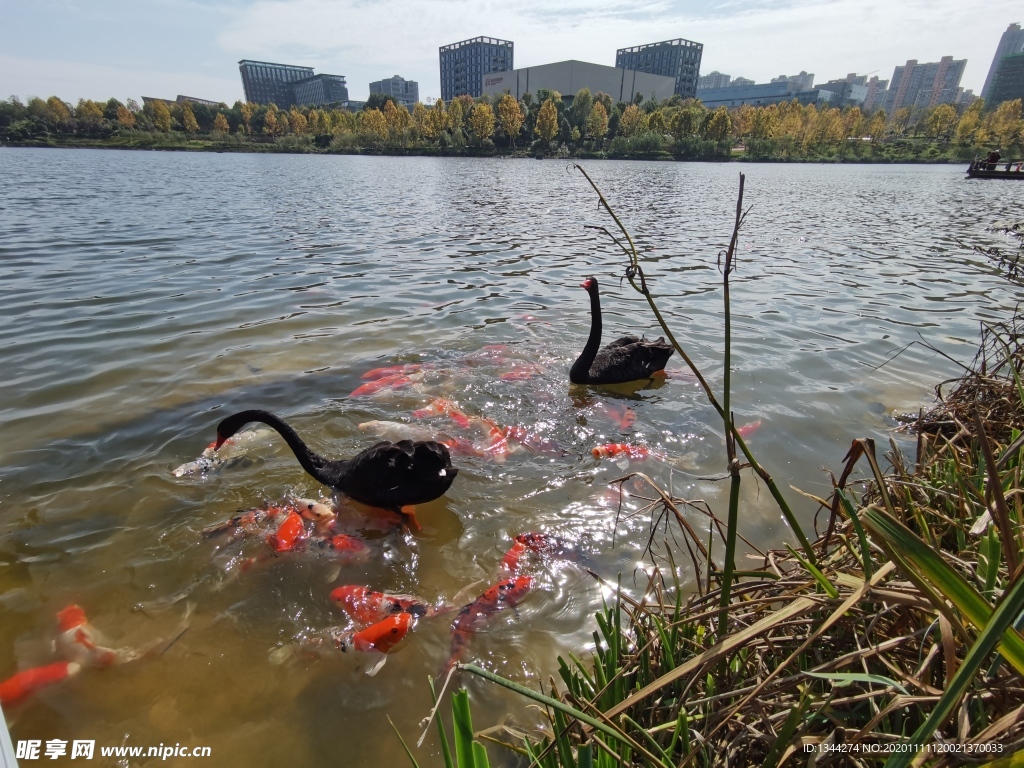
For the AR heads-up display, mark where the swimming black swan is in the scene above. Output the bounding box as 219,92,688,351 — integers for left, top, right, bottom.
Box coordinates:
569,276,674,385
214,410,457,510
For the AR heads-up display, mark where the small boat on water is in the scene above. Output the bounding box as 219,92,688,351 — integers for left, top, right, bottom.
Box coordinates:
966,159,1024,179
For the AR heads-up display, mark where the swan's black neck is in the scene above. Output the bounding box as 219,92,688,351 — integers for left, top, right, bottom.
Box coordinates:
570,286,603,383
217,409,344,487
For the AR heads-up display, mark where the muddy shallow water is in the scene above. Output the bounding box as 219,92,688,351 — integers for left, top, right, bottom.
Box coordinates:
1,149,1022,765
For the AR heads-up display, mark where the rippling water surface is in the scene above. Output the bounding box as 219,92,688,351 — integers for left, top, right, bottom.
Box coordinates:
1,148,1023,765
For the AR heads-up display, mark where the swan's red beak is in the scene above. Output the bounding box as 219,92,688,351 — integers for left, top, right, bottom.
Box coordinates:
580,279,593,290
214,433,227,450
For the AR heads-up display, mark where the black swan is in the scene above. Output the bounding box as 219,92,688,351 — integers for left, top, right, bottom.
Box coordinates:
569,276,674,385
214,410,457,510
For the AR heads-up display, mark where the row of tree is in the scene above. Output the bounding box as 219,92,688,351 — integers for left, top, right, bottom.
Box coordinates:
2,91,1021,157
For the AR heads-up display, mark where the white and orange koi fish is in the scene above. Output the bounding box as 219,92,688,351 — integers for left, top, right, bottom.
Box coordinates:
54,605,145,669
172,427,276,477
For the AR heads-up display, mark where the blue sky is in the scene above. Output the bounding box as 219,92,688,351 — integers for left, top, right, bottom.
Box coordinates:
0,0,1018,105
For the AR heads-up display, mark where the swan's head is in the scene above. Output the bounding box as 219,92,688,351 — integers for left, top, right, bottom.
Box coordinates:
580,276,597,292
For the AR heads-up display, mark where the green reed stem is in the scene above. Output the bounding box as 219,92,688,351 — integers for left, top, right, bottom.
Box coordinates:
571,164,815,563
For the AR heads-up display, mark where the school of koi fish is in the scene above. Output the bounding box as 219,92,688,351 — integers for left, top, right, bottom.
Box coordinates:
1,340,762,709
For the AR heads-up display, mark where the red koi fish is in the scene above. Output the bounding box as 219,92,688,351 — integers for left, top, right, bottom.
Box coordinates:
342,613,417,676
55,606,140,669
360,363,424,381
350,372,420,397
736,419,762,439
440,576,532,677
312,534,370,562
592,443,656,461
0,661,81,707
474,417,509,461
331,585,431,627
267,510,306,553
413,398,471,429
595,402,637,431
500,533,580,576
499,362,543,381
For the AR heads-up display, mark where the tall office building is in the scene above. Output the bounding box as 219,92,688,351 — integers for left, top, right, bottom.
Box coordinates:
988,51,1024,104
439,37,513,101
238,60,349,107
239,60,314,106
615,38,703,99
982,23,1024,99
369,75,420,107
881,56,966,113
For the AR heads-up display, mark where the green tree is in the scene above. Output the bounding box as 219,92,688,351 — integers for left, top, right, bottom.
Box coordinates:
569,88,593,129
76,99,103,127
469,102,495,144
447,98,465,132
535,98,559,142
648,109,667,134
497,93,524,146
364,93,396,111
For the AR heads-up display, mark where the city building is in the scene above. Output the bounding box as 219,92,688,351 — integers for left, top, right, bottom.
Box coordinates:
982,23,1024,100
439,36,514,100
731,77,754,87
862,76,889,112
988,51,1024,104
880,56,967,113
369,75,419,107
694,81,799,108
238,60,349,107
177,95,222,107
698,71,731,89
817,79,868,106
771,72,815,91
615,38,703,99
481,60,676,103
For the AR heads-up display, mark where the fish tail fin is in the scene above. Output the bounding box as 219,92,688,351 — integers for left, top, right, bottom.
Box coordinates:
365,652,388,677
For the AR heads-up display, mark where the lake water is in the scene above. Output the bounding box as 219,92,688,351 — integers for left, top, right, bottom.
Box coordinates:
1,148,1022,765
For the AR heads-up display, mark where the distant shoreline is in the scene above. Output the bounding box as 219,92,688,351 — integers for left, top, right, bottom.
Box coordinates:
1,138,968,164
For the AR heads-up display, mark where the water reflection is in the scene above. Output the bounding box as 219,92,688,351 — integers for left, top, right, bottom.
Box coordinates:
1,149,1023,765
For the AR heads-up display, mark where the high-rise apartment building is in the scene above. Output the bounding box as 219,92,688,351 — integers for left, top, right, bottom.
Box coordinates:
369,76,420,107
698,71,731,89
615,38,703,99
862,76,889,112
238,60,349,107
982,23,1024,99
770,72,815,92
881,56,966,113
439,37,513,101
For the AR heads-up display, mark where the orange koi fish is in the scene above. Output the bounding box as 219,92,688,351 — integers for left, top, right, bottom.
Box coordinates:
412,398,471,429
360,363,424,381
331,585,431,627
736,419,762,439
341,613,417,676
0,661,80,707
313,534,370,562
595,402,637,431
500,533,580,576
591,443,656,461
440,576,532,677
267,510,306,553
499,362,544,381
55,606,140,669
349,372,421,397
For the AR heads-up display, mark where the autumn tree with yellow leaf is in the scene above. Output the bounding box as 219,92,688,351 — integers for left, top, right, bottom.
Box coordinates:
469,102,495,144
497,94,524,146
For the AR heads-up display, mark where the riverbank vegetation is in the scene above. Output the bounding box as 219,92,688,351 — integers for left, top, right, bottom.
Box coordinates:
413,177,1024,765
2,91,1021,163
